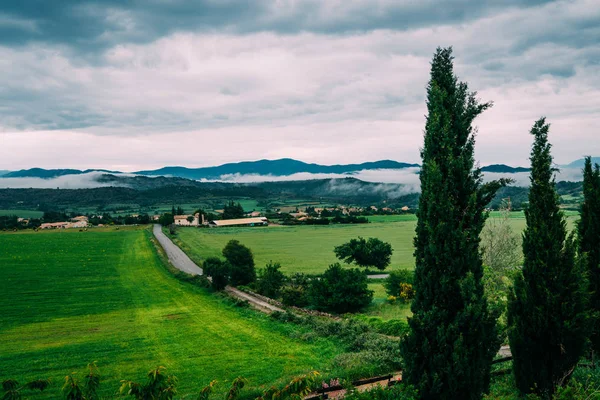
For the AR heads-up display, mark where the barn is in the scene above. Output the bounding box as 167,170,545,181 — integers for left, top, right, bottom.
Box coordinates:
208,217,268,228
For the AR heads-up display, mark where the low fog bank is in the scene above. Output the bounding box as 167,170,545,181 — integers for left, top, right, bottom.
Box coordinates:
0,167,584,190
0,172,131,189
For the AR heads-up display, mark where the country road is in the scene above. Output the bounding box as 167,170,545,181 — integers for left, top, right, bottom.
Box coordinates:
152,224,283,312
153,224,203,276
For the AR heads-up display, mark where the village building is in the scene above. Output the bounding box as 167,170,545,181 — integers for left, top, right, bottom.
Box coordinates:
40,216,90,229
246,211,262,217
208,217,268,228
173,213,204,226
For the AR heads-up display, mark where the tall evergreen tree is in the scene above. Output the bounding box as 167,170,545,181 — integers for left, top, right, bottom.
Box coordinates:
578,156,600,354
401,47,505,400
507,118,590,398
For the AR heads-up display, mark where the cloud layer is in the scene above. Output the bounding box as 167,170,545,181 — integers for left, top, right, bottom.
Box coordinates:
0,0,598,170
0,167,584,190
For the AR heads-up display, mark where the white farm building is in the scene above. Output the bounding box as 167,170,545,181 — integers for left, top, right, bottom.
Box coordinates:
208,217,268,228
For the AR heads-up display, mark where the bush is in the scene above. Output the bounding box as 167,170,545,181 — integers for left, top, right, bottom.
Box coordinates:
334,237,393,271
280,273,311,307
222,240,256,286
343,384,417,400
256,262,285,298
308,264,373,314
281,286,309,308
398,283,415,302
270,312,402,377
383,270,414,297
203,257,230,291
352,315,410,337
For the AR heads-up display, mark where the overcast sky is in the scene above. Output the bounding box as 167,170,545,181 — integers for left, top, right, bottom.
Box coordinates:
0,0,598,171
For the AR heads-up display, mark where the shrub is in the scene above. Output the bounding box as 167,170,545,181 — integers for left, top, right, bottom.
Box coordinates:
334,237,393,271
222,240,256,286
398,283,415,302
281,286,309,308
280,273,310,307
308,263,373,314
343,384,417,400
256,262,285,298
203,257,230,291
383,270,414,297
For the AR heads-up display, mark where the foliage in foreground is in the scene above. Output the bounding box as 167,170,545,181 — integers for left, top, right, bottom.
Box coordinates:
343,384,418,400
4,365,322,400
507,118,591,399
401,46,505,400
578,156,600,355
271,311,402,379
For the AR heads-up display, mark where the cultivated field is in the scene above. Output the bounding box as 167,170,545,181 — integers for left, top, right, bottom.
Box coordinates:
171,213,579,275
0,227,342,397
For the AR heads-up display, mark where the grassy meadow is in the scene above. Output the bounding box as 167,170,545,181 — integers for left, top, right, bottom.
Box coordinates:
171,212,579,275
364,282,412,321
0,227,343,398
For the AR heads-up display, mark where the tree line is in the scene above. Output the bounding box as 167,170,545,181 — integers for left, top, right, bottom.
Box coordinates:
399,47,600,400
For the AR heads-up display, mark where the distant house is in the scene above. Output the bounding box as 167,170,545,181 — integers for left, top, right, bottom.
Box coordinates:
246,211,262,217
208,217,268,228
401,206,410,211
40,218,89,229
289,212,307,219
40,222,70,229
174,213,204,226
72,216,89,222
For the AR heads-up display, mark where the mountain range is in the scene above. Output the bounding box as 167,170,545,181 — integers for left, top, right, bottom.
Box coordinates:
0,158,542,180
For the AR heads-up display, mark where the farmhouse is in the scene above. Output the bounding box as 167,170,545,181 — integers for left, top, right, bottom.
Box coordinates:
40,216,90,229
209,217,268,228
174,213,204,226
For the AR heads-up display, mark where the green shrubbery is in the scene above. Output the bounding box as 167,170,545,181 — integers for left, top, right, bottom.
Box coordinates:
255,262,286,298
343,384,417,400
271,311,402,379
308,263,373,313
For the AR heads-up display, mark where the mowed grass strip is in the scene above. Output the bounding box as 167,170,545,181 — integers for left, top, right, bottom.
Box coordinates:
173,213,579,275
0,229,341,398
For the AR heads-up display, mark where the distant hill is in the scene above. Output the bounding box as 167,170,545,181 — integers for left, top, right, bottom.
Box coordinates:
3,157,590,181
566,157,600,169
3,168,119,178
481,164,529,173
134,158,420,179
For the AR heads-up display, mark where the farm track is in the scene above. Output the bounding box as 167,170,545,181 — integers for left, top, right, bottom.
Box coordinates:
153,224,203,275
153,224,282,312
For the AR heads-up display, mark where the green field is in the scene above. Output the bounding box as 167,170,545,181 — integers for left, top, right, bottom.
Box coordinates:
172,212,578,275
173,222,418,274
0,209,44,218
0,228,342,398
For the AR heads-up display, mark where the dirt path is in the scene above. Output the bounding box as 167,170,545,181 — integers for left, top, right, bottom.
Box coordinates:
225,286,284,313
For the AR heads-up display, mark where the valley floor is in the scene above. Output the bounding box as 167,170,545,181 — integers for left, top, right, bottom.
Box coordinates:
0,227,342,398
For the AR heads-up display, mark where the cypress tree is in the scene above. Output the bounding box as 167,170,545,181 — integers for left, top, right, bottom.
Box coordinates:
578,157,600,354
507,118,590,398
401,47,505,400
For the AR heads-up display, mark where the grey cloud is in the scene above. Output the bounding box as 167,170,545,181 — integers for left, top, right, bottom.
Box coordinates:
1,0,558,53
